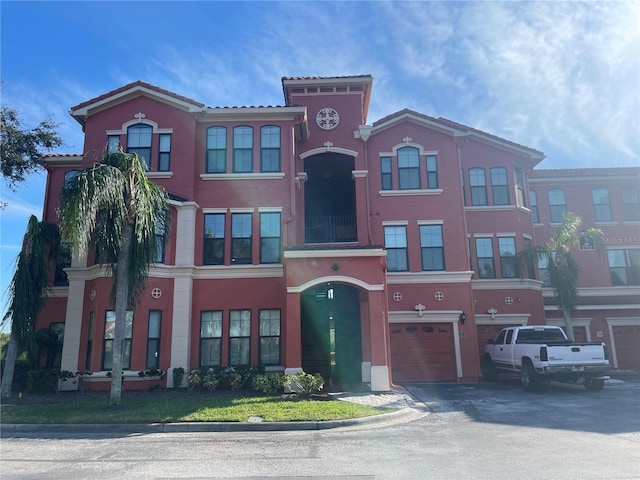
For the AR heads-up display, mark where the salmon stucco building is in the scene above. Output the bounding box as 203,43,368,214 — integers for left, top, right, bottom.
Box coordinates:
37,75,639,392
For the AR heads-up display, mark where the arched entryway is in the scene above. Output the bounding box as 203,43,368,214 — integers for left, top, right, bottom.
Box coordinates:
300,282,362,389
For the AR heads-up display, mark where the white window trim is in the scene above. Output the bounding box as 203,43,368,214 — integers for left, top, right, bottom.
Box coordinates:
200,173,285,181
379,189,443,197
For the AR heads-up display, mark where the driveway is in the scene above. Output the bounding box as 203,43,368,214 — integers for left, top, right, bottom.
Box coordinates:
2,377,638,480
403,375,640,435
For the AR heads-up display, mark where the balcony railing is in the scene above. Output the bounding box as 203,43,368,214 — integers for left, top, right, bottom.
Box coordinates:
305,215,357,244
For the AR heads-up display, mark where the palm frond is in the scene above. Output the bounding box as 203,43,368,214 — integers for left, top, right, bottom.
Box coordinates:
3,216,60,346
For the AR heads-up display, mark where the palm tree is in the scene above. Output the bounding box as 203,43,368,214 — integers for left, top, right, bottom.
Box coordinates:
1,216,60,398
519,212,604,341
57,151,169,406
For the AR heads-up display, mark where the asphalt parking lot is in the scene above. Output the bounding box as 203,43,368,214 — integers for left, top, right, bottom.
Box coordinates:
403,375,640,435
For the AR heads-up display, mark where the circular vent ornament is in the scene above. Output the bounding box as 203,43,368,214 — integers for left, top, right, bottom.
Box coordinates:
316,107,339,130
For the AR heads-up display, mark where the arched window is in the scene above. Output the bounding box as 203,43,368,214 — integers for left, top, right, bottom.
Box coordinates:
127,124,152,168
397,147,420,189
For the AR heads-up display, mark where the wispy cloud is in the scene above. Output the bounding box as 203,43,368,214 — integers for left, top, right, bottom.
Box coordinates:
456,1,639,166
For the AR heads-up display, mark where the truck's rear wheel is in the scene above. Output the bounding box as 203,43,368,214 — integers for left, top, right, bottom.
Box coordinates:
584,378,605,392
521,363,540,392
481,356,499,381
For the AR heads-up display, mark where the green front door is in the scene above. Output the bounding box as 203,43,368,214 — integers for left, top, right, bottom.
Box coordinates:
301,283,362,389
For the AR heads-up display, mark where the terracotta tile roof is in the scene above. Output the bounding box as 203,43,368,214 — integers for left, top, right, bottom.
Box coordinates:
70,80,205,112
281,74,373,81
530,167,640,178
41,153,83,158
373,108,544,157
204,105,287,110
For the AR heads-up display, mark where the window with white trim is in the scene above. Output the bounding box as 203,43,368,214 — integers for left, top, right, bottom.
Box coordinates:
397,147,420,189
491,167,509,205
470,168,488,206
127,124,152,168
381,156,392,190
608,249,640,286
107,135,120,153
475,237,495,279
419,224,444,271
592,188,612,222
259,309,280,365
530,190,539,223
548,189,566,223
233,126,253,173
200,311,222,366
260,126,280,172
260,212,281,263
206,126,227,173
231,213,252,264
516,169,526,207
158,134,171,172
146,310,161,369
229,310,251,365
498,237,517,278
426,154,438,189
102,310,133,370
204,213,225,265
384,226,408,271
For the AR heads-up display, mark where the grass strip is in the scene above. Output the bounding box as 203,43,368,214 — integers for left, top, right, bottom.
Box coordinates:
1,395,393,424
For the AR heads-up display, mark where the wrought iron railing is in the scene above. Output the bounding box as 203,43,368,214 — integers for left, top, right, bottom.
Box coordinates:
305,215,357,243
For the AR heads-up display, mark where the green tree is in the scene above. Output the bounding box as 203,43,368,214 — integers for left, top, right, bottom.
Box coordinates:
1,216,60,398
519,212,604,341
57,151,169,406
1,105,63,191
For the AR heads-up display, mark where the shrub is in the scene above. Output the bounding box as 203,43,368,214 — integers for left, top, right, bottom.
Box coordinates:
26,368,59,394
188,367,220,392
252,374,287,394
230,365,265,391
286,371,325,395
172,367,185,388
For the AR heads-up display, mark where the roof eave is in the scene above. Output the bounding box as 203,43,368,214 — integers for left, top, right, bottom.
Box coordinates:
69,84,204,125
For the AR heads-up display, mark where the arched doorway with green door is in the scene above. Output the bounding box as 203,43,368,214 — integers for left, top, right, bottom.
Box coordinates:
300,282,363,390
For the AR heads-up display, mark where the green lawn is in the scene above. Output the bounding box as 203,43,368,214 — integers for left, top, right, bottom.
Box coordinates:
0,393,393,424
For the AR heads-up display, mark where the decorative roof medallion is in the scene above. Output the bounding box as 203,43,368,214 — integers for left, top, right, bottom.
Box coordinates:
316,107,339,130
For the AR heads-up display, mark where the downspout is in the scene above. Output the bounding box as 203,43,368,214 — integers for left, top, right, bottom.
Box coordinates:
455,133,472,380
455,134,470,267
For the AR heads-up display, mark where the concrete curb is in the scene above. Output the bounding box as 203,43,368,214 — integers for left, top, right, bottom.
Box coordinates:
1,406,420,435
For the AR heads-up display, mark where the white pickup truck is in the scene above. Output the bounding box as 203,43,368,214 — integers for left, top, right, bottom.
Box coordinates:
481,325,610,391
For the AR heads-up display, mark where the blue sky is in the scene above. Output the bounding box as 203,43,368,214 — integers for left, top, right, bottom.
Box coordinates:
1,1,639,322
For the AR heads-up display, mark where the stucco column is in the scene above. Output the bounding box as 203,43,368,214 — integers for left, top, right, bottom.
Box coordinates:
352,170,369,245
283,291,302,375
59,251,88,391
367,290,390,391
168,202,198,387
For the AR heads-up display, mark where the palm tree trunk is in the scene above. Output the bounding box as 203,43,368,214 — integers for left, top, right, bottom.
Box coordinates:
109,224,133,407
0,332,19,398
562,309,575,342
